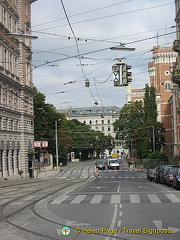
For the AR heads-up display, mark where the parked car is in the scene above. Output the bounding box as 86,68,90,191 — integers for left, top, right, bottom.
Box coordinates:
173,168,180,190
108,159,119,170
166,166,180,186
154,165,164,183
146,169,156,181
95,160,106,170
159,165,179,184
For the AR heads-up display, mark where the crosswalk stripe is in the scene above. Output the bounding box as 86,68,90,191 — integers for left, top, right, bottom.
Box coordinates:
50,193,180,205
70,195,87,204
90,195,103,204
50,195,70,204
110,195,121,204
147,194,161,203
165,194,180,203
130,194,140,203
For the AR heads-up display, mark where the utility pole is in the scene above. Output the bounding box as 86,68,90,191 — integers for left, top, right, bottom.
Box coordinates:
153,125,155,152
55,121,59,171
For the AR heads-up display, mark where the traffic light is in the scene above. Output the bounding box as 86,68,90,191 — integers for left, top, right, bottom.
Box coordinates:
122,64,132,86
112,64,120,86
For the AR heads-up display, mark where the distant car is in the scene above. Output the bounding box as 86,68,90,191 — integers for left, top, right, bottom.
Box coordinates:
108,159,119,170
147,169,156,181
173,168,180,190
166,167,180,187
95,160,106,170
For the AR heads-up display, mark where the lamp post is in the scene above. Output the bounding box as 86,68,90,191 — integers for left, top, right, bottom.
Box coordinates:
55,121,59,171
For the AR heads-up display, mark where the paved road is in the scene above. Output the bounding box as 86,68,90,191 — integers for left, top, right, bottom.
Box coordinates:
48,166,180,240
0,161,180,240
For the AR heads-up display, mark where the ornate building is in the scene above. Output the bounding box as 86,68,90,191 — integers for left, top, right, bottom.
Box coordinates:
0,0,37,179
127,46,179,157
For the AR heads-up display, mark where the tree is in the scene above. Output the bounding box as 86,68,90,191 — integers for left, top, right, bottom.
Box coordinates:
113,99,165,159
144,85,157,122
34,88,114,164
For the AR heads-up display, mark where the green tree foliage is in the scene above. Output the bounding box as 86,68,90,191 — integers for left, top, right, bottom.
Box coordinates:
144,85,157,122
34,88,114,165
113,91,165,159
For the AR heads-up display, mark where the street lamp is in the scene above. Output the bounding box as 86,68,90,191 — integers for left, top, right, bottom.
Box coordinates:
55,119,61,171
5,33,38,39
110,45,135,51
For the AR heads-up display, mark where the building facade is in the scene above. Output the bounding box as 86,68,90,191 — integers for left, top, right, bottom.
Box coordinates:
0,0,37,179
127,46,179,157
57,106,126,156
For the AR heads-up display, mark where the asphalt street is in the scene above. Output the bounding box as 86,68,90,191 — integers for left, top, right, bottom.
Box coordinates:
48,165,180,240
0,161,180,240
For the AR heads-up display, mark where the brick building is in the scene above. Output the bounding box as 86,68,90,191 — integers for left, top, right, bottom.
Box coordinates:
127,46,179,157
0,0,37,179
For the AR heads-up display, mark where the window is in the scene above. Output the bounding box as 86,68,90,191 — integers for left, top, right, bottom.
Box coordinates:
4,49,8,69
14,20,17,32
0,150,2,172
108,119,110,124
10,53,13,73
90,120,92,125
108,126,111,131
96,120,98,124
25,2,28,17
14,57,18,75
0,45,2,67
102,126,104,131
3,9,7,28
102,120,104,124
9,15,12,32
165,81,171,91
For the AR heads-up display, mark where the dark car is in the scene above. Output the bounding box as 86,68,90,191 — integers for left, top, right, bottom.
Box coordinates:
154,165,164,183
173,168,180,190
159,165,179,184
147,169,156,181
95,160,106,170
166,166,180,186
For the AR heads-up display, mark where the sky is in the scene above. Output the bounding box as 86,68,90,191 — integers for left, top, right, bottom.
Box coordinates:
31,0,176,110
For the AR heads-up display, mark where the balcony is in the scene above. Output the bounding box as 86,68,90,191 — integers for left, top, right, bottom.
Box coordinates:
173,40,180,52
171,69,180,85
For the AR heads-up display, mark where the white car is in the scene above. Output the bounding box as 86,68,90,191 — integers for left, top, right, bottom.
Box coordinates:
108,159,119,169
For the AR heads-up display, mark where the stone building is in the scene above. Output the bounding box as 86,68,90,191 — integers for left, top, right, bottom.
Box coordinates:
0,0,37,179
57,106,126,156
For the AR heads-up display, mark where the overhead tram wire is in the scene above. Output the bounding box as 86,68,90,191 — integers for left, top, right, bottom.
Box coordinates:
30,30,176,91
60,0,98,104
33,3,174,32
32,0,133,28
32,25,176,49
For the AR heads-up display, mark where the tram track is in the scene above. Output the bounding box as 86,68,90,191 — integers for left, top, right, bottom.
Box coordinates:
0,164,94,239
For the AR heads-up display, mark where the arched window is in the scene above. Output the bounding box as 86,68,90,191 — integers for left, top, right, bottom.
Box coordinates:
165,81,171,91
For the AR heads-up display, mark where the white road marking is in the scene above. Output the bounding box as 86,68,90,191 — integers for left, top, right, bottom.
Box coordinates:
90,195,103,204
130,194,140,203
165,194,180,203
110,195,121,204
50,195,70,204
147,194,161,203
117,220,122,226
70,195,86,204
153,220,162,229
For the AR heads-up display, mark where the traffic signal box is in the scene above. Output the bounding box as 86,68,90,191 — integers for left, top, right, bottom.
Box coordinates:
122,64,132,86
112,62,132,86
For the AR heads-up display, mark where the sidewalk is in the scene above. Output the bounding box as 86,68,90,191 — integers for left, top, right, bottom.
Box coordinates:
0,166,68,188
